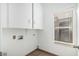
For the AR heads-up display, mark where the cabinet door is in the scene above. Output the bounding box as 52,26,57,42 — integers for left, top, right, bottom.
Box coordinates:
33,3,43,29
0,4,8,28
8,3,32,29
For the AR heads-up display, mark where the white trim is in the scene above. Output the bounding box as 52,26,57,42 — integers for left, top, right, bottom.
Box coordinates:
55,27,72,29
54,40,74,46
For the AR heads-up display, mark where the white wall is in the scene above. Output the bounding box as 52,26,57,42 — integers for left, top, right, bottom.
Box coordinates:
1,29,38,56
38,3,78,56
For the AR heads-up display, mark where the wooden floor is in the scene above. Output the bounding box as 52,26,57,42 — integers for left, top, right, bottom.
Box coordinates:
26,49,57,56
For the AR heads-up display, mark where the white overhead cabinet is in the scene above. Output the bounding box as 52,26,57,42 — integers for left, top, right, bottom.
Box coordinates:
8,3,32,29
33,3,43,29
1,4,8,28
1,3,43,29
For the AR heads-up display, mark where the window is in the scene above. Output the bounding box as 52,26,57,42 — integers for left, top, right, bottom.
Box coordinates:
54,11,73,45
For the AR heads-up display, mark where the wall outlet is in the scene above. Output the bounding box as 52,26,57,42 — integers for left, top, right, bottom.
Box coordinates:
33,33,36,36
13,35,16,40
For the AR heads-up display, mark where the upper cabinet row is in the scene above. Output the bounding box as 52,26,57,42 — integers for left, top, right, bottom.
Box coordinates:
1,3,43,29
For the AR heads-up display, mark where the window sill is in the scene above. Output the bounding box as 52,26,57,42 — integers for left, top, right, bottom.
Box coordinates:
54,40,74,47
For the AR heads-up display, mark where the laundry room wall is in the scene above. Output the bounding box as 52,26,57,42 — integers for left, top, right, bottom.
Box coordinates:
1,29,38,56
38,3,77,56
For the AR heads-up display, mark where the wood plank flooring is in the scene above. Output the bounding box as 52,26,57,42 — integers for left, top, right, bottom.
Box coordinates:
26,49,57,56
